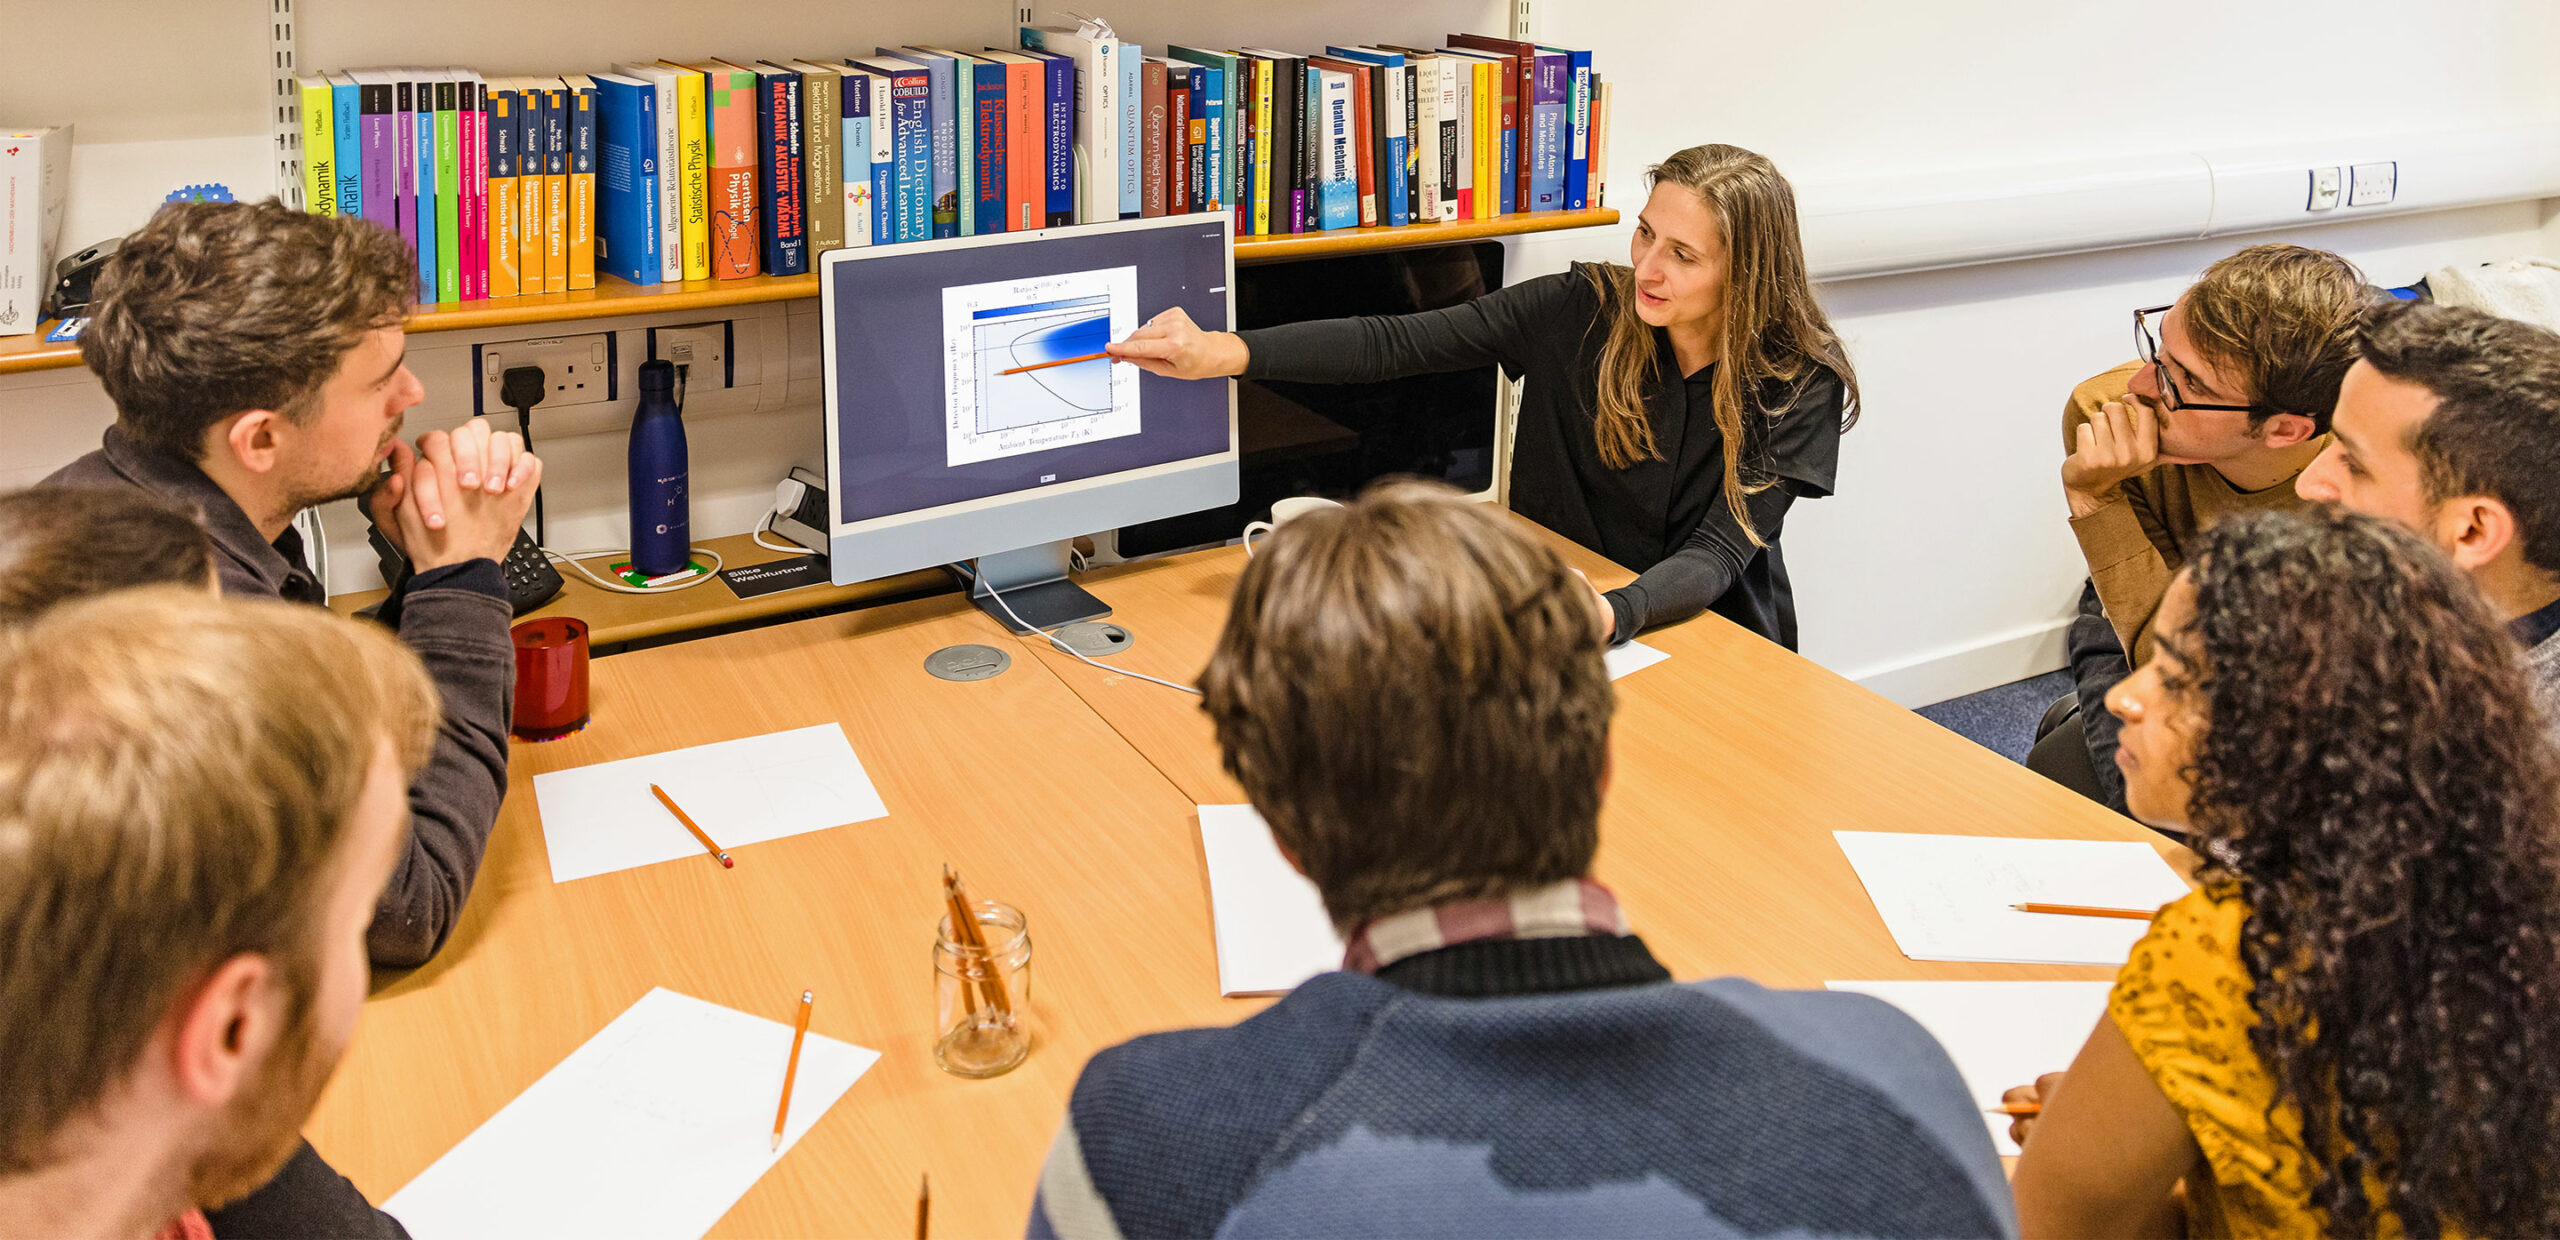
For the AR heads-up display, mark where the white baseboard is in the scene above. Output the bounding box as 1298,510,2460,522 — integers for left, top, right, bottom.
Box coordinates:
1847,618,2073,709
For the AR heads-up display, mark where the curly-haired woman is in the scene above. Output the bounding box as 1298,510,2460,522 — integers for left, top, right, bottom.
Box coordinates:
2006,507,2560,1238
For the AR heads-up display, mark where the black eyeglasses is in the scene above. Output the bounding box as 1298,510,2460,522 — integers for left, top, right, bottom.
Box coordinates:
2134,304,2265,415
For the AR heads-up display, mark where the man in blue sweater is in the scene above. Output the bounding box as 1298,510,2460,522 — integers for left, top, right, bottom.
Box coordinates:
1028,481,2016,1239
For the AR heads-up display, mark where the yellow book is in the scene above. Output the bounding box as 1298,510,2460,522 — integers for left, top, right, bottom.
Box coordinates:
659,60,711,282
487,90,520,297
543,84,568,294
1474,58,1496,220
503,79,547,297
297,75,338,215
562,78,596,291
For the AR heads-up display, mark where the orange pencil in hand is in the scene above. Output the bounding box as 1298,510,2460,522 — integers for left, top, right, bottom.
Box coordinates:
649,784,733,868
997,350,1112,376
773,988,813,1151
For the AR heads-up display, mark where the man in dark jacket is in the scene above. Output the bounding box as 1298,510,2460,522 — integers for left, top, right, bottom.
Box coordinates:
43,199,538,969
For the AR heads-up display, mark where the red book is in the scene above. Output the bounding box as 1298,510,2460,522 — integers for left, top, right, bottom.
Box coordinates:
692,60,761,278
1446,33,1534,215
1140,57,1168,218
1168,82,1189,217
981,51,1043,232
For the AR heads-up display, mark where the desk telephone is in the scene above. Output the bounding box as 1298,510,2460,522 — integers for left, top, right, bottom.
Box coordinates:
368,526,564,617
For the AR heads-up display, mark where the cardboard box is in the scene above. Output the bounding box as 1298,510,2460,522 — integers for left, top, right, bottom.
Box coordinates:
0,125,72,337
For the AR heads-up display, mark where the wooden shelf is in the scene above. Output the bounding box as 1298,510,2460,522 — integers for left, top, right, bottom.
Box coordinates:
0,208,1617,378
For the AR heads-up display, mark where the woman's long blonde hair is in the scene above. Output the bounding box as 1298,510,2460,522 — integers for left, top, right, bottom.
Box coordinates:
1580,144,1859,546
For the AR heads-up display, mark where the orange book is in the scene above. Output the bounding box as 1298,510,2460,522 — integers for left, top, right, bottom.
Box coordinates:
561,76,597,290
505,79,548,296
692,60,762,278
486,88,520,297
980,51,1044,232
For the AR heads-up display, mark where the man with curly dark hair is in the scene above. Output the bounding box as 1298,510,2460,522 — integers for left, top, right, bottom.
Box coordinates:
2004,508,2560,1237
2296,299,2560,743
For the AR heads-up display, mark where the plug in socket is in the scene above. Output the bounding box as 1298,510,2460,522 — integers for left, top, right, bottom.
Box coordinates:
475,332,619,415
649,321,736,389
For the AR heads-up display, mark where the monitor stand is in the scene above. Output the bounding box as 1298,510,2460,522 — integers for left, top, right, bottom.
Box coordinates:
968,540,1110,634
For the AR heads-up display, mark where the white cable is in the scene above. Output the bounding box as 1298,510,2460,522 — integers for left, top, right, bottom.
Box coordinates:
953,562,1202,697
752,512,818,556
544,545,728,595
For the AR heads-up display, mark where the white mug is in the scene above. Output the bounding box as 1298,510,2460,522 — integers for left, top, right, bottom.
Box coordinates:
1242,496,1343,557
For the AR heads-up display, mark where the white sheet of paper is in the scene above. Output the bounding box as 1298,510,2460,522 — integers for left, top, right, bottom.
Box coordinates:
384,987,881,1240
1198,804,1344,996
1605,641,1669,681
531,724,889,883
1826,980,2114,1155
1833,831,2190,965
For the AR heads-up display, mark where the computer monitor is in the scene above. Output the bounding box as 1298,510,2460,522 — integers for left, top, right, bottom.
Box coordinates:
818,212,1238,632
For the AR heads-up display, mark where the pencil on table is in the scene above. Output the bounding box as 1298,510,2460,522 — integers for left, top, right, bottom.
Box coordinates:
772,988,812,1152
916,1172,930,1240
649,784,733,868
997,350,1112,376
2012,901,2156,921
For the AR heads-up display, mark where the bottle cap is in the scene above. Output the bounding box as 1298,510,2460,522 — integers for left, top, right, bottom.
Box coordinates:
638,359,675,393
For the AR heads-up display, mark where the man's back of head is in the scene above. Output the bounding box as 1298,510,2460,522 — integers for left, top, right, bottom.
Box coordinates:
0,589,435,1235
1199,479,1612,931
0,488,214,627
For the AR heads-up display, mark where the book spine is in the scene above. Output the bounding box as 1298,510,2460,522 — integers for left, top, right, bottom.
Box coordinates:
518,89,547,296
488,92,519,297
433,81,459,301
650,76,680,280
1003,59,1038,231
412,82,436,294
332,80,361,220
972,67,1006,233
1117,40,1141,218
459,82,483,301
567,87,595,290
1477,60,1498,220
1140,59,1166,219
1590,75,1610,208
1494,58,1518,215
1318,71,1354,230
538,88,564,293
1184,69,1207,214
597,82,656,285
917,57,957,238
1383,64,1409,226
1036,54,1072,226
841,91,873,250
867,71,894,244
1199,66,1223,214
1530,54,1566,213
1409,62,1435,226
675,70,710,280
1347,69,1374,226
803,72,842,255
763,73,808,276
299,79,337,215
361,86,395,226
1565,52,1590,211
887,69,931,243
706,72,758,277
1250,60,1271,235
393,83,416,255
1169,79,1190,215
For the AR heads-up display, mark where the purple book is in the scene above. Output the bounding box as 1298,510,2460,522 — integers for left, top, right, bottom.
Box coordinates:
351,73,398,227
390,77,417,255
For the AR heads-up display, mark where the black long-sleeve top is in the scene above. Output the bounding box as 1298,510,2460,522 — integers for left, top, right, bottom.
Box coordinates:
1238,263,1844,648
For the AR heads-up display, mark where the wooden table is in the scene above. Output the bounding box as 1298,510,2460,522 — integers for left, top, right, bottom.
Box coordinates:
308,518,2179,1236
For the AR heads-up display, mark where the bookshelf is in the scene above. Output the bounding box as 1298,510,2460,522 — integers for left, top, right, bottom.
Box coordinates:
0,207,1617,377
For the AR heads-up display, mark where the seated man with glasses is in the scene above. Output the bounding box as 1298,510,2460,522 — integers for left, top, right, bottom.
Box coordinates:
2031,244,2366,813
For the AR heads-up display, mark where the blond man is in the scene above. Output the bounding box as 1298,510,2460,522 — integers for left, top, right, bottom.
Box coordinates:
1028,482,2009,1239
0,591,435,1238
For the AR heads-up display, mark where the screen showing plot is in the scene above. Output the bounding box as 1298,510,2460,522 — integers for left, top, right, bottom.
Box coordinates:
942,267,1140,466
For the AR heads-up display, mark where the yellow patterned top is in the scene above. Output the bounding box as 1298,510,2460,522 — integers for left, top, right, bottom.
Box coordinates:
2109,888,2419,1238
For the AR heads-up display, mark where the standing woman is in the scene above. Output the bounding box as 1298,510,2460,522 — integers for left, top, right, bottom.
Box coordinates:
1109,144,1858,649
2005,508,2560,1238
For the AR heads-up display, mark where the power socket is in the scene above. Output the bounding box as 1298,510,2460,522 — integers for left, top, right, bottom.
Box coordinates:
2348,161,2398,207
475,332,619,415
649,321,736,389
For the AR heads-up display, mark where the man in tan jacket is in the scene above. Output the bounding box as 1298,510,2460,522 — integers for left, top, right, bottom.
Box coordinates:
2037,245,2366,810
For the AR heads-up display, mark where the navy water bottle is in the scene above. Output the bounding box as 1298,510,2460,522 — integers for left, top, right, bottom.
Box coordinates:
628,360,690,576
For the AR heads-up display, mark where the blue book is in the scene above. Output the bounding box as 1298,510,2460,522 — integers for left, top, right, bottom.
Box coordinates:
1117,39,1142,218
903,48,981,235
1179,64,1207,213
967,60,1006,233
1527,50,1567,213
881,48,957,238
1313,67,1355,230
411,71,437,297
1018,50,1073,226
1167,46,1238,217
1325,47,1407,226
1193,64,1224,215
751,64,808,277
1537,45,1592,211
329,73,362,222
852,58,932,243
840,70,874,248
593,74,661,285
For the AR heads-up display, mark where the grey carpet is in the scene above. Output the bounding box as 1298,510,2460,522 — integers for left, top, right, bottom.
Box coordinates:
1913,670,2075,764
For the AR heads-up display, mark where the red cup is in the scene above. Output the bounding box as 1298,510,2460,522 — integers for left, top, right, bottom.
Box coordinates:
510,617,591,741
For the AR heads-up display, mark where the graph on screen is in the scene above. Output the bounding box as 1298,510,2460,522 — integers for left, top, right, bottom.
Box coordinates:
942,267,1140,466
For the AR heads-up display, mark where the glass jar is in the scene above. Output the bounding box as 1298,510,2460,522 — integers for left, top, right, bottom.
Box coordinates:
934,900,1031,1078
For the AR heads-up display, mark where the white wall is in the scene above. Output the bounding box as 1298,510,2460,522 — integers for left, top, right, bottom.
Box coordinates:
1516,0,2560,702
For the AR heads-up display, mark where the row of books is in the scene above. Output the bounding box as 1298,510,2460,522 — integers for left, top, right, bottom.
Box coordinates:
295,69,599,304
292,30,1614,303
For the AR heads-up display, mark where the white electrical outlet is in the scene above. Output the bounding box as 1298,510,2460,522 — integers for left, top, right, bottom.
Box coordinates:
2306,166,2342,211
475,332,618,415
2348,161,2398,207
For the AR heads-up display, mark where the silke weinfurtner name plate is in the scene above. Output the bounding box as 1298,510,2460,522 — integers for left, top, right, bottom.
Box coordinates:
718,555,829,600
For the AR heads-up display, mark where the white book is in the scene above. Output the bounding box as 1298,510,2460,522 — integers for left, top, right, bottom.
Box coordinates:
0,125,68,336
1430,56,1458,221
1406,56,1440,225
865,68,893,243
613,62,685,281
1021,26,1117,224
